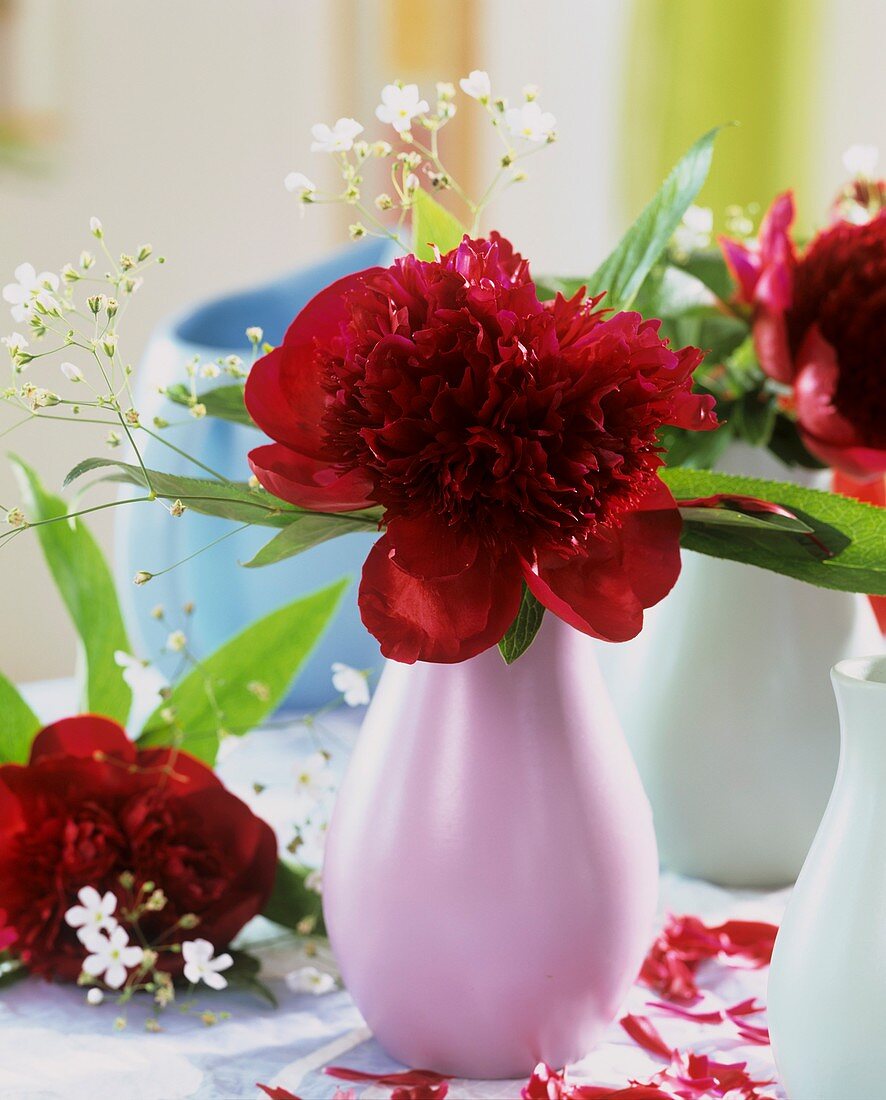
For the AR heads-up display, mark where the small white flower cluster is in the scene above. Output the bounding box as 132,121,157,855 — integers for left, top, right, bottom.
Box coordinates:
671,204,714,259
331,661,371,707
64,882,232,1009
282,72,557,245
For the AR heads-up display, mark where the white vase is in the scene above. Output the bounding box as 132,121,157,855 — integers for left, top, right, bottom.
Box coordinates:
595,443,882,887
768,655,886,1099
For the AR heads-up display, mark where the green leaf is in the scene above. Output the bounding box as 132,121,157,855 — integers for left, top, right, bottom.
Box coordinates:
662,467,886,595
587,127,722,309
671,247,736,303
262,859,325,935
65,458,302,528
165,383,253,427
498,584,545,664
660,421,734,470
0,669,41,764
11,456,132,724
243,510,379,568
679,504,813,535
729,392,778,449
136,580,348,763
223,950,278,1007
411,189,468,261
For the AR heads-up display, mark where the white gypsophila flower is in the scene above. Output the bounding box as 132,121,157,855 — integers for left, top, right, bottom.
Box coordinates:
64,885,119,944
200,362,221,379
331,662,370,707
89,216,103,236
284,171,316,196
2,333,28,356
293,751,334,801
114,651,168,731
672,204,714,255
310,117,364,153
285,965,336,996
86,987,104,1005
843,144,879,178
504,101,556,142
459,70,492,102
81,925,144,990
60,361,85,383
305,868,323,895
2,263,60,323
181,938,233,990
375,84,429,134
166,630,187,653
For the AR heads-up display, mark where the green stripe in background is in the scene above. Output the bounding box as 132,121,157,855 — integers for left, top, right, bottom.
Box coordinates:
622,0,824,235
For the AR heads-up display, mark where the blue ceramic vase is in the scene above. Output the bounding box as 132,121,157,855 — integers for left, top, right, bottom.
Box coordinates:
115,241,395,708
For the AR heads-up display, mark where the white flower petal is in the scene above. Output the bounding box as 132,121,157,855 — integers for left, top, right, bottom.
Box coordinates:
104,962,128,990
81,953,107,977
203,969,228,991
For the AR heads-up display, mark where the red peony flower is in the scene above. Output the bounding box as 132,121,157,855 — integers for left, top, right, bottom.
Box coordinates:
0,716,277,980
721,194,886,480
0,907,16,952
245,234,715,663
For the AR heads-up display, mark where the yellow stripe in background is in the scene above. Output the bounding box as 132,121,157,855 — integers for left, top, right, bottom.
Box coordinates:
623,0,823,233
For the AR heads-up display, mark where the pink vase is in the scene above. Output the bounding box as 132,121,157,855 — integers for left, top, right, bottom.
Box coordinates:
322,615,659,1079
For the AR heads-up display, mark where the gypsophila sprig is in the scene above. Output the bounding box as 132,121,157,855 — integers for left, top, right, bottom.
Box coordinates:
283,73,558,244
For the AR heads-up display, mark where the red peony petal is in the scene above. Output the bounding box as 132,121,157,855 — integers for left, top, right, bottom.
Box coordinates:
324,1067,449,1087
645,1001,724,1025
620,1015,674,1061
359,536,523,663
29,715,135,766
719,235,761,305
257,1086,300,1100
245,270,381,456
752,308,795,384
385,514,480,580
135,746,223,796
526,482,682,642
248,442,374,512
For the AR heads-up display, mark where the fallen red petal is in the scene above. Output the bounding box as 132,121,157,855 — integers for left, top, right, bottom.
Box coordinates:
620,1015,674,1060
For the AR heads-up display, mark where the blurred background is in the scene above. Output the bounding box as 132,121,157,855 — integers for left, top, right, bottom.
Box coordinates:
1,0,883,682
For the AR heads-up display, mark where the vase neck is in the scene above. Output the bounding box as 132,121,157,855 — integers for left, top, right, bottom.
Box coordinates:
832,657,886,786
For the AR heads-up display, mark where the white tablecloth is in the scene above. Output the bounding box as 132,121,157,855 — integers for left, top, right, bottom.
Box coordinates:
0,682,789,1100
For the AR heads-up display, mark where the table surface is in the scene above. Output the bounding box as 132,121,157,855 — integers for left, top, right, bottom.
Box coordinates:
0,681,788,1100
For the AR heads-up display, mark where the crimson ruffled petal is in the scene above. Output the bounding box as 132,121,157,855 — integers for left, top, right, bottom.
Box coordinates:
358,535,523,663
248,442,374,512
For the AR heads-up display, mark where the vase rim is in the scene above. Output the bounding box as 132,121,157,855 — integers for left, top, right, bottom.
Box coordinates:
832,654,886,688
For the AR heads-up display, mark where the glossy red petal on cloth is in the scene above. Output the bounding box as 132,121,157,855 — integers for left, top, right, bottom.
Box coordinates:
359,534,524,663
248,442,375,512
0,715,277,981
246,235,713,662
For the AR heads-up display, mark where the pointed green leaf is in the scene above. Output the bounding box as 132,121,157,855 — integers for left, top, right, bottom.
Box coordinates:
498,584,545,664
65,457,302,528
11,456,132,724
663,467,886,595
411,189,468,261
165,383,253,427
136,580,348,763
0,670,41,763
242,510,379,568
587,127,722,309
262,859,324,934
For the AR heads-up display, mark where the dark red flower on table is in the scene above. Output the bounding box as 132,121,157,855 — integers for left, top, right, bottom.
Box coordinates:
721,193,886,480
246,234,715,663
639,914,777,1004
0,716,277,981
